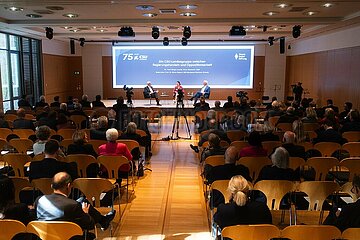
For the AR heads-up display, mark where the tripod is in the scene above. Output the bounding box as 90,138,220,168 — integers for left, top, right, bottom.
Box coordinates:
170,98,192,140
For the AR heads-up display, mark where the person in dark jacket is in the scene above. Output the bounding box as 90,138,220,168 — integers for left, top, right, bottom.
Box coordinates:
313,120,347,145
90,116,108,140
13,108,35,130
92,95,106,108
281,131,306,159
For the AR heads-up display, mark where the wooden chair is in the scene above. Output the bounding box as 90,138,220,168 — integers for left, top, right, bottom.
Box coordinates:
31,178,53,195
136,129,147,137
32,153,45,162
342,131,360,142
303,123,320,132
69,115,88,129
12,129,35,139
314,142,341,157
195,111,208,121
342,142,360,157
117,139,139,152
27,221,83,240
0,128,12,140
57,129,76,140
210,179,230,207
306,157,339,181
259,111,267,119
276,123,293,132
342,227,360,240
262,141,282,155
340,158,360,181
88,139,107,151
221,224,280,240
4,114,17,122
289,157,306,170
230,141,250,151
9,138,33,154
268,116,281,128
204,155,225,167
250,111,258,124
237,157,272,182
9,177,32,203
340,182,357,202
0,219,26,240
66,154,99,178
24,113,35,121
59,139,73,153
297,141,313,152
3,153,31,177
226,130,247,142
281,225,341,240
94,107,109,117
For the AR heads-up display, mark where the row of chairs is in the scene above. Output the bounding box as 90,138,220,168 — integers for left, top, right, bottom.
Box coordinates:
220,224,360,240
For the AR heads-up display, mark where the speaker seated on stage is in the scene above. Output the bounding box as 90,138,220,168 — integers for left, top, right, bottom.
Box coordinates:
143,81,161,106
190,80,210,105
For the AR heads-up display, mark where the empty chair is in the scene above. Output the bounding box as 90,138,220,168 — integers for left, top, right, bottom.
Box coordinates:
31,178,53,195
340,182,357,202
57,129,76,140
289,157,306,170
297,141,314,152
340,158,360,181
66,154,99,178
27,221,83,240
69,115,88,129
237,157,272,182
342,131,360,142
342,142,360,157
342,227,360,240
276,123,293,132
9,176,32,203
3,153,31,177
12,129,35,139
0,219,26,240
281,225,341,240
9,138,33,154
88,139,106,151
204,155,225,168
221,224,280,240
268,116,281,128
303,123,320,132
306,157,339,181
0,128,13,140
314,142,341,157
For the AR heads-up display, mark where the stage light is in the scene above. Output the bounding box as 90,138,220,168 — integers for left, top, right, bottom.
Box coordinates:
152,26,160,39
163,37,169,46
45,27,53,39
79,38,85,47
181,37,188,46
268,36,274,46
292,25,301,38
118,26,135,37
229,26,246,36
183,26,191,39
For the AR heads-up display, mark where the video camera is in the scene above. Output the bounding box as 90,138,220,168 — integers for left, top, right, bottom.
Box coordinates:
177,88,184,101
236,91,249,100
123,85,134,104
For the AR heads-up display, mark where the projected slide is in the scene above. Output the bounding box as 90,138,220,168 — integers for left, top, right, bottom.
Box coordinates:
112,45,254,89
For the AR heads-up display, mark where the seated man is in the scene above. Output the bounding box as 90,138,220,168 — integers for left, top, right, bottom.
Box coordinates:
92,95,106,108
190,80,210,104
200,133,227,163
313,119,347,145
35,172,116,236
90,116,108,140
13,108,35,130
281,131,306,159
143,81,161,106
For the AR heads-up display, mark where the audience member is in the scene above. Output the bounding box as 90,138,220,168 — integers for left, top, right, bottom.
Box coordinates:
0,112,10,128
92,95,106,108
313,120,347,145
33,125,52,155
13,108,35,130
18,95,32,109
276,106,298,125
301,107,318,123
200,133,227,163
66,96,75,110
281,131,306,159
194,96,210,112
323,99,339,114
223,96,234,109
56,113,76,130
211,100,222,111
239,131,267,157
340,109,360,133
339,102,353,123
90,116,108,140
213,175,272,229
197,119,230,147
267,101,283,118
113,96,129,130
37,110,57,130
34,95,49,109
190,80,210,104
131,112,152,158
50,96,60,108
119,122,143,160
80,94,91,108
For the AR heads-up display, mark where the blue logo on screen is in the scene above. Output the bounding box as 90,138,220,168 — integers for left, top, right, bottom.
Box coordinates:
122,53,148,61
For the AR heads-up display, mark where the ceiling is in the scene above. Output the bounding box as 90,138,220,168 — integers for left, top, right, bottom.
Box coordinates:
0,0,360,44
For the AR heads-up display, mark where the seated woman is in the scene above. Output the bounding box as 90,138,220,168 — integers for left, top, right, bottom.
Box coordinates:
33,125,52,155
239,131,267,157
67,130,99,177
213,175,272,230
119,122,143,160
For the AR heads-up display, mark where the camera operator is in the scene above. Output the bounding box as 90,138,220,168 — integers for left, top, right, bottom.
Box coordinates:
292,82,303,102
123,85,134,105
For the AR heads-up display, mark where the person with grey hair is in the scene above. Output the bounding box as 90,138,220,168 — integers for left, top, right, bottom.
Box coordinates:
276,106,299,125
200,133,226,163
90,116,108,140
35,95,49,108
119,122,143,160
281,131,306,159
211,100,222,111
80,94,91,108
256,147,296,182
190,80,210,104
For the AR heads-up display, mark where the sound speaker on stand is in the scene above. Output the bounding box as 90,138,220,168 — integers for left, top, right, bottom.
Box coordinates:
280,37,285,54
70,39,75,55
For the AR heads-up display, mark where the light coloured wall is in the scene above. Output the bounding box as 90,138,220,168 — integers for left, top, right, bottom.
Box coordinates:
42,38,82,56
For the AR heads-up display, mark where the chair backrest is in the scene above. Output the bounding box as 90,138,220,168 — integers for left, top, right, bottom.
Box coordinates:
57,129,76,140
342,131,360,142
237,157,272,182
221,224,280,240
306,157,339,181
117,139,140,152
73,178,113,207
3,153,32,177
341,182,357,202
98,155,129,179
88,139,107,151
298,181,339,211
342,227,360,240
303,123,320,132
211,179,230,204
12,129,35,139
94,108,109,117
276,123,293,132
230,141,250,151
289,157,306,170
226,130,247,142
27,221,83,240
204,155,225,167
314,142,341,157
281,225,341,240
254,180,295,210
342,142,360,157
0,219,26,240
59,139,73,152
4,114,17,122
31,178,53,195
340,158,360,181
69,115,87,129
297,142,313,152
66,154,98,177
268,116,280,128
0,128,12,140
9,138,33,154
136,129,147,137
195,111,208,121
262,141,282,155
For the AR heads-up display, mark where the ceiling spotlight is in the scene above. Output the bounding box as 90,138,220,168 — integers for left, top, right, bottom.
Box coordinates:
229,26,246,36
152,26,160,39
183,26,191,39
45,27,53,40
292,25,301,38
163,37,169,46
118,27,135,37
268,36,274,46
79,38,85,47
181,37,188,46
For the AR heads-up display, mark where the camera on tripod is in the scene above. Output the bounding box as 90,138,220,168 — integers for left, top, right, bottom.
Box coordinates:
177,88,184,102
236,91,249,100
123,85,134,104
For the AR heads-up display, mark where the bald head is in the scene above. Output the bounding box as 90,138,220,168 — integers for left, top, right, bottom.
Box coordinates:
283,131,296,144
224,146,239,164
51,172,72,191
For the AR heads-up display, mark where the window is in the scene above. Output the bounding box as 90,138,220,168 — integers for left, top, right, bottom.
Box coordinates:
0,32,42,111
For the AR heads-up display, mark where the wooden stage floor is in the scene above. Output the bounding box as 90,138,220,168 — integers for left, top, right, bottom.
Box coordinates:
102,99,221,109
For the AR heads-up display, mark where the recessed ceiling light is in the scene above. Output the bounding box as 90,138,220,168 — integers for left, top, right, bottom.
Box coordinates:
63,13,79,18
34,10,54,14
5,6,23,12
245,25,256,28
303,11,319,16
263,11,279,16
180,12,197,17
26,14,42,18
274,3,292,8
46,6,64,11
97,29,107,32
322,3,335,8
272,27,280,31
179,5,198,10
70,29,79,32
62,26,72,29
143,13,157,17
136,5,154,11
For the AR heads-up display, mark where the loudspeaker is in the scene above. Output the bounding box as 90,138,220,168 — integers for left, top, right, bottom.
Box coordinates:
280,37,285,54
70,39,75,54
